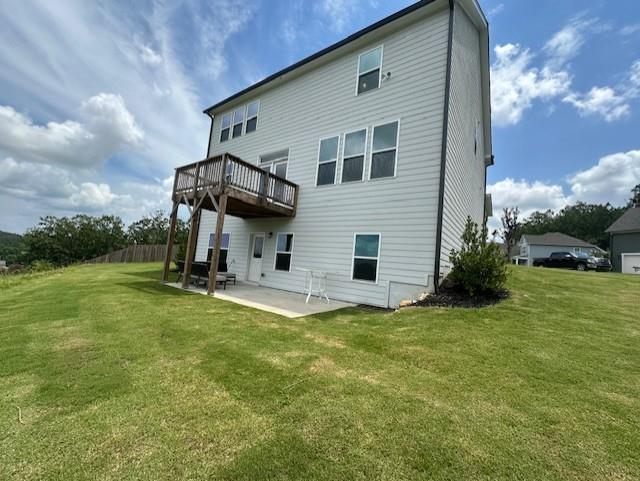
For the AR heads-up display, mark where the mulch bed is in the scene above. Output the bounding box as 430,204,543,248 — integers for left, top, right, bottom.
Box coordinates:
415,287,510,308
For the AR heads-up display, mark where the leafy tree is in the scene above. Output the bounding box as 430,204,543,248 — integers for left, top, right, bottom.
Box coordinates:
127,210,189,259
519,202,626,250
630,184,640,207
0,231,24,264
22,215,128,265
500,207,521,250
449,217,508,297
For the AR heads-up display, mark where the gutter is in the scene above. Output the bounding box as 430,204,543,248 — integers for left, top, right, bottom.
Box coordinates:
433,0,455,293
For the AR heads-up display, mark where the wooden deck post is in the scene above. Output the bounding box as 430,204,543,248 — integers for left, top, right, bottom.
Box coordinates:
181,162,201,289
207,193,228,295
181,208,201,289
162,201,179,282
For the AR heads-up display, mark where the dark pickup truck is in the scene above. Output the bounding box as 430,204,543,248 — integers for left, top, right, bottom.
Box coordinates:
533,251,611,271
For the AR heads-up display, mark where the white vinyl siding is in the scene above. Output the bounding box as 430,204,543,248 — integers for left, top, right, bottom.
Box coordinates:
199,6,455,307
438,6,487,277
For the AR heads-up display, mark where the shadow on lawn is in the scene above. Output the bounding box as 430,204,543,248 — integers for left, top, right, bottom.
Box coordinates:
115,281,188,297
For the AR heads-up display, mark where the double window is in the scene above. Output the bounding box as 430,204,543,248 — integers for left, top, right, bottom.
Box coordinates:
207,233,230,267
342,129,367,183
370,121,399,179
352,234,380,282
274,233,294,271
219,100,260,142
316,136,339,186
357,46,383,95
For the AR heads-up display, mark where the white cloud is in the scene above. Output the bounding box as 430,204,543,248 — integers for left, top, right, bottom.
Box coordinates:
0,94,143,169
569,150,640,205
487,149,640,230
563,87,631,122
136,41,163,66
620,24,640,36
487,4,504,18
544,16,595,69
316,0,377,33
491,44,571,126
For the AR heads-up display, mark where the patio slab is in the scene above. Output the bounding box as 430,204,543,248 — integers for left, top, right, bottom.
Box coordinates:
164,281,355,318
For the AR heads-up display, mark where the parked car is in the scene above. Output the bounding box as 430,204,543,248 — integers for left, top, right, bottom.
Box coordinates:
533,252,611,271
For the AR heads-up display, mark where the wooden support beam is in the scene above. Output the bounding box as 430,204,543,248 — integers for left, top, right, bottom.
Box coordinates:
181,207,201,289
162,201,179,282
207,193,228,295
181,162,201,289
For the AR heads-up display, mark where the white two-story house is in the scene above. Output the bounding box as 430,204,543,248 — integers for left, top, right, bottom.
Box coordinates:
163,0,493,308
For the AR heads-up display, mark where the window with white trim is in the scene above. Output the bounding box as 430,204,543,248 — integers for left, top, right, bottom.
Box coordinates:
232,107,245,138
316,136,339,186
220,113,232,142
370,121,398,179
207,233,230,267
342,128,367,182
259,149,289,179
352,234,380,282
274,233,294,271
246,101,260,134
357,46,382,95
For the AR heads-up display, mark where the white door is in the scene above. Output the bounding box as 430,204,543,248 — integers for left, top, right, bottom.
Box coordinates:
622,253,640,274
248,234,265,282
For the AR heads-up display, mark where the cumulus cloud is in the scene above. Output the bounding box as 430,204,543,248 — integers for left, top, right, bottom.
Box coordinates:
563,87,631,122
491,44,571,126
492,16,639,126
569,150,640,204
488,149,640,230
0,94,143,169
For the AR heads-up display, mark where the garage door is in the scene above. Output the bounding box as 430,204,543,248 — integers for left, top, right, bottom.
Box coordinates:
621,253,640,274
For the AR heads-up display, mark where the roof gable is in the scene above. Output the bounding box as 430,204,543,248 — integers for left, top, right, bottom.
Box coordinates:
606,206,640,234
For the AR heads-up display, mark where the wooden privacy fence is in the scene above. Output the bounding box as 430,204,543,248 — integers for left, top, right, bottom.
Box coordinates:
87,245,177,264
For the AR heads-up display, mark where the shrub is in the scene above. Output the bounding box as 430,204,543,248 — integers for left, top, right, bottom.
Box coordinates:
448,217,508,297
29,260,56,272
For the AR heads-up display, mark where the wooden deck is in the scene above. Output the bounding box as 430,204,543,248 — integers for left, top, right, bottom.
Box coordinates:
173,153,299,218
162,153,299,295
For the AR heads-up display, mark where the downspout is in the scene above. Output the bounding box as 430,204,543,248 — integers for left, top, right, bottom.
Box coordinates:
206,113,214,158
433,0,455,293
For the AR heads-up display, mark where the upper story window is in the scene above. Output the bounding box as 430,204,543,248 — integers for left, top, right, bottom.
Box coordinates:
232,107,245,138
357,46,383,95
370,120,399,179
316,136,339,186
246,101,260,134
342,128,367,183
220,113,232,142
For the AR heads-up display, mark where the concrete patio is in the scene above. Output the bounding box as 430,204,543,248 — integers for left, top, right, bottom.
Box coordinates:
164,281,355,318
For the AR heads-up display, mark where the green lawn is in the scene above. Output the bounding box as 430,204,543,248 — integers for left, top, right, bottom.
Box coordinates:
1,264,639,480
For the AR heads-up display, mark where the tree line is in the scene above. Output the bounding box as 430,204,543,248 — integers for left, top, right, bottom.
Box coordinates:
4,211,189,266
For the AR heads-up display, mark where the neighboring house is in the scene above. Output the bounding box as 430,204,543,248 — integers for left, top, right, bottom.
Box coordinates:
164,0,493,308
515,233,605,266
606,204,640,274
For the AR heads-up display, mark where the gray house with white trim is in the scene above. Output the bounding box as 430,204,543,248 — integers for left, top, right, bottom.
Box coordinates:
170,0,492,308
606,204,640,274
514,233,604,266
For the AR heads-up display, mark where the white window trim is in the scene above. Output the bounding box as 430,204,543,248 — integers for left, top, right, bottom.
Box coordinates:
232,106,246,138
208,233,230,260
355,45,384,96
368,118,400,181
350,232,381,284
340,127,368,184
274,232,295,272
219,112,233,143
245,100,260,134
315,135,340,187
257,148,290,177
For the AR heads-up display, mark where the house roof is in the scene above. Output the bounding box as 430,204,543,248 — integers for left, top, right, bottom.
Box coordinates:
521,232,600,250
606,206,640,234
202,0,488,116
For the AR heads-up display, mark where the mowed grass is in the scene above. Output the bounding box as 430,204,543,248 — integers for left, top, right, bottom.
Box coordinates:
0,264,639,481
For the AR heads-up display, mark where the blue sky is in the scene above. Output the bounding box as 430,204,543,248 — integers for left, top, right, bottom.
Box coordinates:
0,0,639,233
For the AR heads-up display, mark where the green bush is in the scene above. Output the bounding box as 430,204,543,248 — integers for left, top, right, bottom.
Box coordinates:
29,260,56,272
448,217,508,297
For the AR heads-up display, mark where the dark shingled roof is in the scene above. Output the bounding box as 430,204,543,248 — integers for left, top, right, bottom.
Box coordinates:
606,206,640,234
522,232,599,249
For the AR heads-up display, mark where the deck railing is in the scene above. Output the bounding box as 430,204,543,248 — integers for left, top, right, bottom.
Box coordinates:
174,153,298,211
